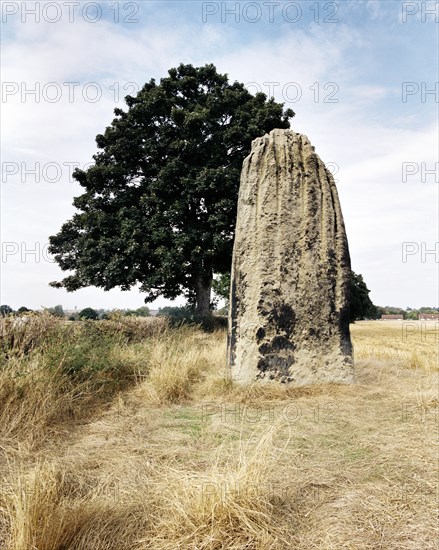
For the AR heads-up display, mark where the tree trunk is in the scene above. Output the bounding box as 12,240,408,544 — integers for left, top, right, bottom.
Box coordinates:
195,272,212,315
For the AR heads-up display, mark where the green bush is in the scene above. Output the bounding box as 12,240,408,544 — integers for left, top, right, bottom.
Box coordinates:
78,307,99,320
158,307,227,332
43,322,127,386
0,305,13,316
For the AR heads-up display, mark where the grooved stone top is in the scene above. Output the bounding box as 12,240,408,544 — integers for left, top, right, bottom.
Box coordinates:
227,129,353,385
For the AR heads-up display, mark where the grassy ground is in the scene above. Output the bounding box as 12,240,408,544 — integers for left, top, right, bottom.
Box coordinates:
0,316,437,549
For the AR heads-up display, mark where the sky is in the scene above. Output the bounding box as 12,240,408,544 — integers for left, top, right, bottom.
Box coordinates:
1,0,438,311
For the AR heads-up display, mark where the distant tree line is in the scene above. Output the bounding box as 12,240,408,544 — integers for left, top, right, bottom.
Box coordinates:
0,305,150,320
376,306,439,320
1,299,436,322
0,305,32,316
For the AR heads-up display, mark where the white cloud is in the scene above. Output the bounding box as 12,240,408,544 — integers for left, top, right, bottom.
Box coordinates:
1,2,437,309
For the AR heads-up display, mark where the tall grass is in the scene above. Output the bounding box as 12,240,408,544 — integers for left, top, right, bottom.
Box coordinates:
0,313,166,449
0,318,437,549
140,327,225,403
351,320,438,371
1,424,291,550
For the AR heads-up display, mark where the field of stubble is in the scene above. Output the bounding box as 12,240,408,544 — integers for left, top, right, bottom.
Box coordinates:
0,315,437,549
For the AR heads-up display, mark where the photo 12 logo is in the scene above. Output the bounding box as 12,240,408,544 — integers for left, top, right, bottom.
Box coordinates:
1,81,141,104
401,82,439,103
1,242,54,264
401,2,439,22
1,162,92,184
1,2,140,24
401,242,439,263
200,400,340,424
200,480,324,504
402,162,439,183
401,401,438,423
402,321,439,342
201,1,340,24
245,81,340,104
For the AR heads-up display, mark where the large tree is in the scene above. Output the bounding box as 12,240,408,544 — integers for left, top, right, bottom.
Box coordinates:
49,64,294,314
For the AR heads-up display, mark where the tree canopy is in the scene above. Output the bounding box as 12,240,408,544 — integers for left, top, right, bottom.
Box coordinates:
78,307,99,320
0,305,13,316
124,306,150,317
49,63,294,314
48,305,65,318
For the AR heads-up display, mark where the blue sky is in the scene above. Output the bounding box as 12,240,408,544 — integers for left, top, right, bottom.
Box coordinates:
1,0,438,310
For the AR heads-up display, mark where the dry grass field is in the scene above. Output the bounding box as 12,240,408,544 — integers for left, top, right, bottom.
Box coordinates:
0,315,437,549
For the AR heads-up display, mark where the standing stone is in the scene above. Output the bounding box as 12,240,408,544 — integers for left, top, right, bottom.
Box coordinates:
227,129,353,385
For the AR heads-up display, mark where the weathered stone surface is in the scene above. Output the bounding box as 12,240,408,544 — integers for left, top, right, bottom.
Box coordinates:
227,129,353,385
